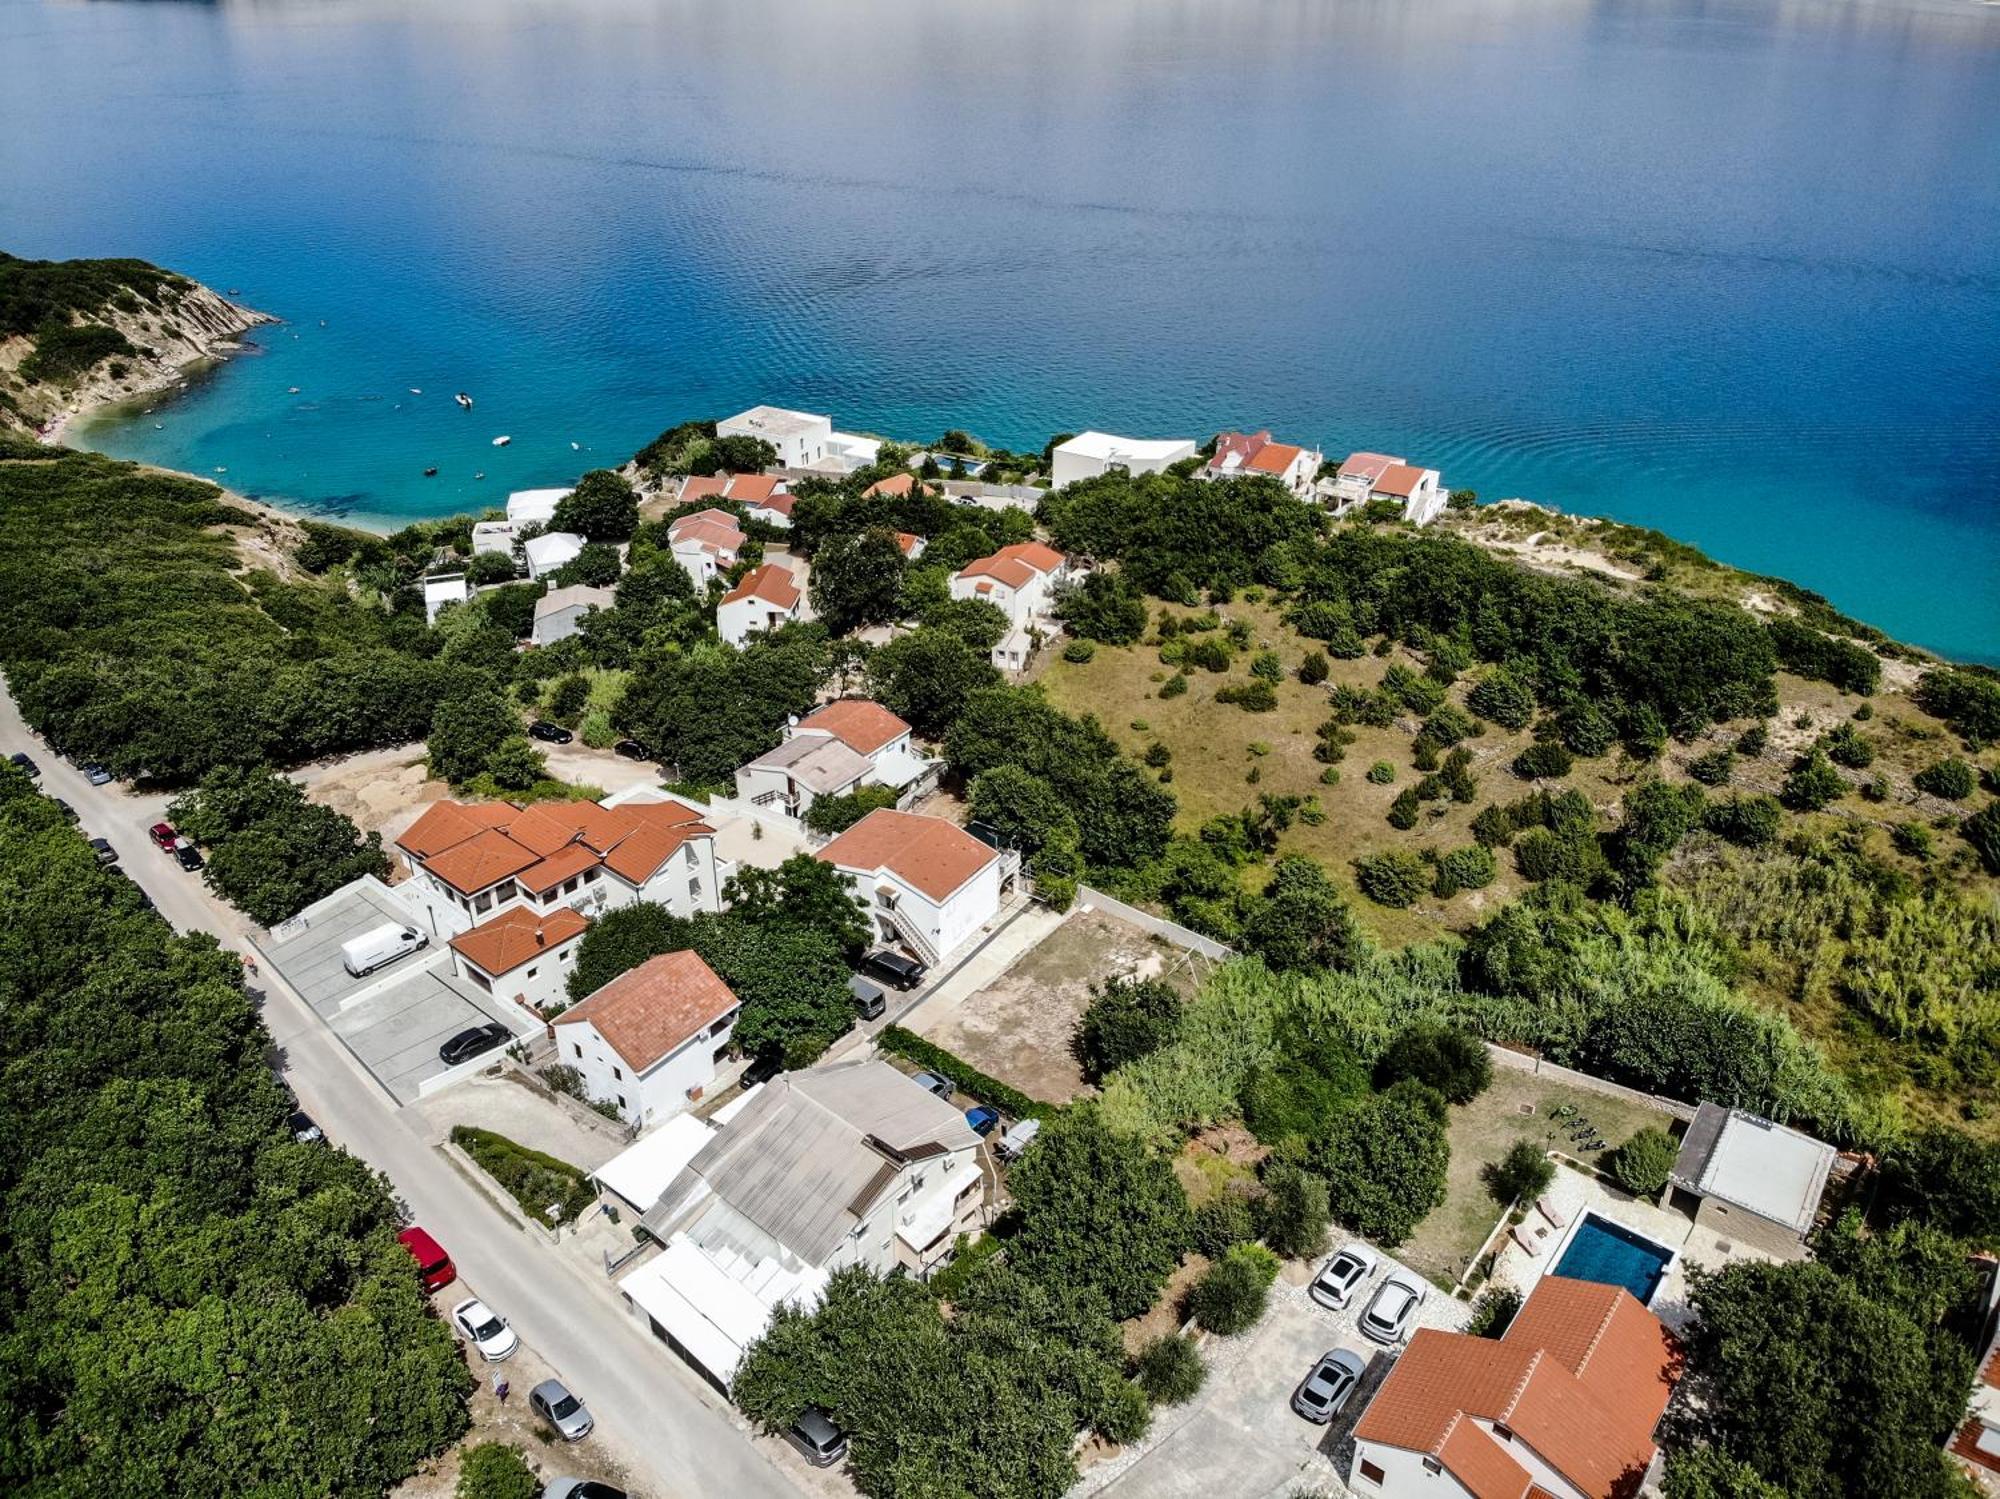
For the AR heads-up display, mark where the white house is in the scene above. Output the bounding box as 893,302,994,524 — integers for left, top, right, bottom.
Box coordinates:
1349,1275,1678,1499
423,572,469,624
1049,431,1197,488
1205,430,1322,496
532,583,617,647
715,563,803,647
948,541,1073,671
446,904,587,1014
733,699,939,818
718,406,881,474
471,520,520,558
553,950,740,1126
523,530,586,581
507,487,572,527
393,796,721,940
622,1058,984,1389
666,508,744,589
815,807,1005,968
1328,451,1448,525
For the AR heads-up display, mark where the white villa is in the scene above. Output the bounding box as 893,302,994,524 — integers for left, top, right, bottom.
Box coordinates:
1328,451,1448,525
718,406,882,474
733,699,940,820
472,487,574,559
948,541,1074,672
716,563,804,647
553,950,741,1127
666,508,744,589
446,904,586,1014
1049,431,1197,488
1205,429,1322,496
815,807,1007,968
423,572,468,624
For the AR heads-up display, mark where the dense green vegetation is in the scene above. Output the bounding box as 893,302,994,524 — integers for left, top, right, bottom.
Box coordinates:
0,768,469,1493
448,1126,595,1229
168,765,389,924
1,252,193,397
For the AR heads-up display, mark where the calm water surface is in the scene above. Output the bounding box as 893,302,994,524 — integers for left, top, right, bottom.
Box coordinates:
2,0,1996,657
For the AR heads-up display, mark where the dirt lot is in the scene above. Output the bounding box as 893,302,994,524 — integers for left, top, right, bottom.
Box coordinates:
917,908,1210,1103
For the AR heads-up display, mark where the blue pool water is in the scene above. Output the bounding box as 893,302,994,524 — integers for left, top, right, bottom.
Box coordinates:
1552,1214,1675,1306
3,0,1997,658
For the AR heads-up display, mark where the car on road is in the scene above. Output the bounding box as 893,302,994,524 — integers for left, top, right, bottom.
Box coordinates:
909,1070,953,1101
785,1406,850,1468
9,751,39,777
173,839,205,871
964,1106,1000,1136
542,1481,627,1499
438,1022,511,1066
287,1109,323,1144
860,947,927,990
530,1378,594,1441
398,1225,457,1292
450,1296,520,1361
52,798,76,820
1309,1243,1379,1310
612,739,651,761
88,837,119,866
529,720,574,744
1291,1348,1366,1424
149,821,179,852
81,761,113,786
1360,1267,1429,1345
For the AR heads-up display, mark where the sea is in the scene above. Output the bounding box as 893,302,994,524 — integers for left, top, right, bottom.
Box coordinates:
2,0,1996,660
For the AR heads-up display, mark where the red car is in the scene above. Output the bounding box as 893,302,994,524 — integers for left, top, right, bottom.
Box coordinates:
148,822,178,853
398,1226,456,1293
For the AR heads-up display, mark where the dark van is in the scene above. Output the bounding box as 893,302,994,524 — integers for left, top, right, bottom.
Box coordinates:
398,1226,456,1293
787,1406,849,1468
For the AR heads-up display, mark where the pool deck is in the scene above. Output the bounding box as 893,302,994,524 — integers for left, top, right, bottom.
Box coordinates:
1488,1162,1787,1337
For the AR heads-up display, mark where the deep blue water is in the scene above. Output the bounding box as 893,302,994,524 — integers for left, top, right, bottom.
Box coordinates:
1553,1214,1675,1305
3,0,1997,659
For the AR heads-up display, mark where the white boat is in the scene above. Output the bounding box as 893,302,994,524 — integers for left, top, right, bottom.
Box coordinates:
455,392,474,409
410,387,422,395
287,386,300,394
491,435,511,447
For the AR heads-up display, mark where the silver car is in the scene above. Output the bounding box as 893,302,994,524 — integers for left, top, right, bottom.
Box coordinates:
530,1378,594,1441
1309,1244,1379,1310
1360,1267,1429,1345
1291,1348,1366,1423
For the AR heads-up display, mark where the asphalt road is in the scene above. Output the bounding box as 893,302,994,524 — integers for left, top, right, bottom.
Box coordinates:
0,685,805,1499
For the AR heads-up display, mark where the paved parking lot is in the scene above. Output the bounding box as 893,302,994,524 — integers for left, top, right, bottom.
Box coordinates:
257,880,529,1103
1092,1243,1471,1499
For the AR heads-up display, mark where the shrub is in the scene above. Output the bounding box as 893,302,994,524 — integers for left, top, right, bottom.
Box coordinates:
1466,1286,1523,1339
1484,1141,1555,1205
449,1127,596,1229
1186,637,1232,673
1143,741,1172,768
1190,1243,1280,1335
1250,650,1284,683
1914,759,1976,800
1387,787,1421,830
1158,672,1189,699
1216,679,1278,712
1255,1161,1331,1260
1892,823,1933,861
1964,802,2000,875
1062,639,1096,663
1354,850,1429,908
1366,761,1396,785
1467,674,1535,730
1607,1128,1680,1198
549,672,591,724
1736,723,1770,756
1191,1191,1259,1258
1297,651,1330,686
1781,750,1846,811
1561,703,1617,757
1422,703,1477,748
1704,794,1782,848
1513,742,1574,780
1074,978,1183,1084
1688,748,1736,786
1135,1334,1207,1406
1822,723,1874,769
1376,1024,1492,1104
1433,844,1497,898
878,1027,1054,1121
456,1443,538,1499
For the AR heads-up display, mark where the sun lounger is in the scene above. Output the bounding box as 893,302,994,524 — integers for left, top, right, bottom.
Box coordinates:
1536,1196,1572,1229
1510,1224,1544,1256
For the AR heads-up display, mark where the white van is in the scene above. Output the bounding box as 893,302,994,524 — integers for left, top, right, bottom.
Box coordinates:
341,922,428,978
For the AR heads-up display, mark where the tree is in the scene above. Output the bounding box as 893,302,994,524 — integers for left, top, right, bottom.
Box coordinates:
698,916,855,1067
723,854,871,958
1467,672,1535,729
464,550,520,586
866,627,1000,738
482,736,547,791
1189,1243,1279,1334
1483,1141,1554,1205
1780,749,1845,811
1913,758,1976,800
551,469,638,542
1239,855,1364,973
1054,570,1148,645
968,763,1077,858
167,766,389,926
1006,1105,1190,1319
616,631,829,784
551,541,622,589
1608,1127,1680,1198
456,1443,538,1499
802,783,898,836
549,672,591,723
1353,849,1429,908
1073,977,1182,1083
711,434,777,473
1513,742,1574,780
922,596,1011,651
810,528,909,635
1879,1126,2000,1244
1375,1024,1492,1102
1255,1160,1330,1260
429,686,520,784
1313,1081,1451,1247
1134,1334,1205,1405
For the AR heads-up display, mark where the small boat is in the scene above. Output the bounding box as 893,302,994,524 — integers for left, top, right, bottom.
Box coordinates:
409,387,422,395
571,441,581,450
473,471,486,480
214,466,227,474
423,467,438,477
318,319,327,327
455,392,474,410
153,422,164,429
491,435,511,447
287,386,300,394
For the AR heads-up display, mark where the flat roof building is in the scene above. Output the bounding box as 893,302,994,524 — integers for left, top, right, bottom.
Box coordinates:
1666,1102,1837,1258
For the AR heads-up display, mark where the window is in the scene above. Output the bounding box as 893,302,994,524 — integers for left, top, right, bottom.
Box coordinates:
469,970,492,992
688,878,701,902
1357,1460,1385,1486
563,876,580,896
474,891,492,914
612,1066,622,1080
617,1094,626,1109
572,1043,582,1059
525,966,538,980
1421,1457,1442,1475
1493,1423,1514,1443
584,868,599,884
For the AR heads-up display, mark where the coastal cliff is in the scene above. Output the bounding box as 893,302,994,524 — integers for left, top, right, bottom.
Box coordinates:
0,251,271,438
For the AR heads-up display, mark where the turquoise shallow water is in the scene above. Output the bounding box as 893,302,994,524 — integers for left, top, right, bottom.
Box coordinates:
2,0,1996,659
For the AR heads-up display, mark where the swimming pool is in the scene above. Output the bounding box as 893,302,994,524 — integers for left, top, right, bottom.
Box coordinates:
1551,1214,1675,1306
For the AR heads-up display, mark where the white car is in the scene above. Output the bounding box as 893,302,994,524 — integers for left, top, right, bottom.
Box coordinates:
1310,1243,1379,1310
1360,1268,1428,1345
451,1296,519,1361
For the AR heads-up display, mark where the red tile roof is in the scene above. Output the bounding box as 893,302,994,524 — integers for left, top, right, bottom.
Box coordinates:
1209,430,1306,478
724,473,781,503
1246,441,1304,475
399,801,517,858
515,840,602,896
669,517,743,554
749,491,796,517
798,699,911,757
398,797,712,894
424,827,541,895
1339,451,1403,484
1438,1417,1534,1499
863,472,935,498
1373,462,1429,498
553,950,739,1069
994,541,1064,574
720,562,802,609
450,904,588,977
957,555,1036,590
815,808,998,903
676,476,727,502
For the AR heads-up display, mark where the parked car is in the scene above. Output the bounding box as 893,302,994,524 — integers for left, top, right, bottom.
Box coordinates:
860,947,927,990
81,761,112,786
964,1106,1000,1137
397,1226,456,1292
847,973,887,1020
340,921,428,978
995,1118,1042,1161
528,720,574,744
1291,1348,1367,1424
52,798,76,820
149,821,179,852
612,739,652,761
742,1051,784,1088
450,1296,520,1361
287,1109,323,1144
173,839,205,871
1309,1243,1380,1310
542,1481,627,1499
529,1379,594,1441
9,751,39,777
909,1070,953,1101
439,1022,511,1066
1360,1268,1429,1345
87,836,118,866
785,1406,850,1468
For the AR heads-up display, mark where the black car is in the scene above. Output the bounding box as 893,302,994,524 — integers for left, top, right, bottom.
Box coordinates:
174,841,205,871
81,761,113,786
741,1051,784,1088
9,751,39,777
88,837,118,866
528,721,574,744
613,739,652,761
52,798,77,821
438,1022,512,1066
287,1109,324,1144
860,948,927,991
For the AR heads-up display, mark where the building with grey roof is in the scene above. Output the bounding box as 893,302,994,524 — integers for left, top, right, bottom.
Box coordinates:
1666,1102,1837,1259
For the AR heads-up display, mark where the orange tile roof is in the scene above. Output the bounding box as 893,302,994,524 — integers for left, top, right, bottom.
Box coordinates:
677,476,727,502
504,800,633,858
553,950,739,1069
749,490,796,517
815,808,997,903
672,506,738,530
725,473,781,503
669,517,743,554
994,541,1064,574
798,699,911,757
424,827,542,895
515,840,602,895
397,800,516,858
1246,441,1304,475
450,904,588,977
1339,451,1403,483
1373,462,1428,498
863,472,935,498
720,562,802,609
957,555,1036,590
1438,1418,1533,1499
602,816,712,885
895,531,923,556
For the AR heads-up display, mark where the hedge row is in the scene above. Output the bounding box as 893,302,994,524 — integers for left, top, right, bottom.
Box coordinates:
450,1125,597,1229
877,1026,1057,1122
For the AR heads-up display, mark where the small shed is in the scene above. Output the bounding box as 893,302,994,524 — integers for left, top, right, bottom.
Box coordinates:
1667,1103,1836,1259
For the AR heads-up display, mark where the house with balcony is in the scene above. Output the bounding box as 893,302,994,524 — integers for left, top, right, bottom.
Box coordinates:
948,541,1074,672
666,508,745,588
718,405,882,474
814,807,1007,968
553,950,740,1127
447,904,588,1014
716,563,804,647
1049,431,1197,487
622,1057,985,1390
393,795,720,940
733,699,940,819
1204,430,1322,496
673,471,796,529
1328,451,1448,525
